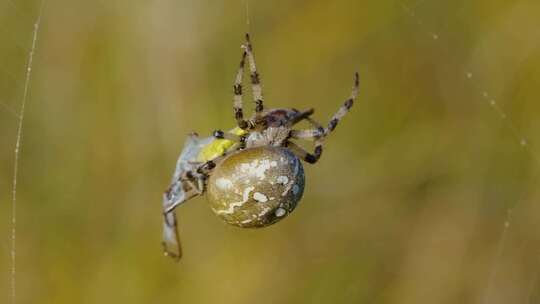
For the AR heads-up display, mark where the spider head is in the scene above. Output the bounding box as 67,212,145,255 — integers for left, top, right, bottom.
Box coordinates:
245,108,315,147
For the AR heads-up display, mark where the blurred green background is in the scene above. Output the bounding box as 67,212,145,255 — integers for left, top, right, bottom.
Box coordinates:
2,0,540,303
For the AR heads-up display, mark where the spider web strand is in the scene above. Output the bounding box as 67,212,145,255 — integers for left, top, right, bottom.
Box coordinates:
396,2,538,302
10,1,45,303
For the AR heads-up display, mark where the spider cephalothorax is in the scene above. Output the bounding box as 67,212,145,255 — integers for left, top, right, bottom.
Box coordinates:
162,33,359,260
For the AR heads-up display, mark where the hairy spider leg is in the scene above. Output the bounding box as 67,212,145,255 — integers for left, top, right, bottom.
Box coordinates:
290,108,315,125
288,72,359,164
325,72,359,135
233,51,249,129
244,33,264,119
286,141,323,164
194,146,238,177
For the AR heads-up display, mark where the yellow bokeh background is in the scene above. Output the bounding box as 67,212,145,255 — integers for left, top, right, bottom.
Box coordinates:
2,1,540,303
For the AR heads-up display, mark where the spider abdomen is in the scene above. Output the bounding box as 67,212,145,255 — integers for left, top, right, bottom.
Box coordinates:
207,146,305,228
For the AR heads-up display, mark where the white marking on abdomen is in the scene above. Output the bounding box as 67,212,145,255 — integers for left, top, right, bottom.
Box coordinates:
216,186,254,214
277,176,289,185
215,178,233,190
253,192,268,203
275,208,286,217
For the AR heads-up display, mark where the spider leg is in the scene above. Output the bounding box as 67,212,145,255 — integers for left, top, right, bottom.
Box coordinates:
233,51,250,129
194,143,242,179
287,141,323,164
196,159,217,175
244,33,264,119
288,73,358,164
289,127,325,141
325,72,359,135
288,73,357,163
290,108,315,125
289,112,326,141
194,148,236,176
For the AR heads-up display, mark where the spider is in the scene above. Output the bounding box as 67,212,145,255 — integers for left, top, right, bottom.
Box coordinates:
162,33,359,260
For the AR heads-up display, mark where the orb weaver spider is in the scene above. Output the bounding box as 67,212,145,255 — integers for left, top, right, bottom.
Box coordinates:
162,33,359,260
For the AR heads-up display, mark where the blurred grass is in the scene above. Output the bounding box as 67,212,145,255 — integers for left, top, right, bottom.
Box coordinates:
2,0,540,303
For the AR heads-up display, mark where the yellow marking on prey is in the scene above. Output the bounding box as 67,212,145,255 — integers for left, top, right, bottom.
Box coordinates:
197,127,247,162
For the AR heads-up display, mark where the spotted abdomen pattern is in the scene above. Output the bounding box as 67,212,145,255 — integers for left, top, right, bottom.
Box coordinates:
207,147,305,228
